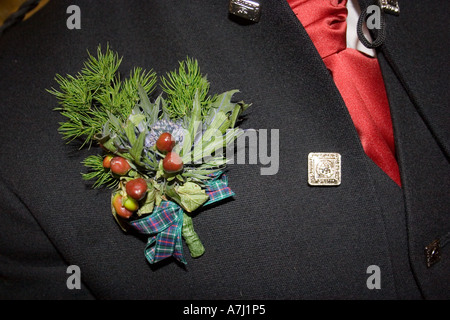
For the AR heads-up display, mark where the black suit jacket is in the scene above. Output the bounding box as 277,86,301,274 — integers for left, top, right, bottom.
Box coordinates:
0,0,448,299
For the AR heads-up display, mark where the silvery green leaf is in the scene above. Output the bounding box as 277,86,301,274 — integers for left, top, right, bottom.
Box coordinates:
129,131,146,166
101,138,118,153
206,89,239,122
129,113,146,128
181,91,202,158
202,111,230,145
124,121,137,145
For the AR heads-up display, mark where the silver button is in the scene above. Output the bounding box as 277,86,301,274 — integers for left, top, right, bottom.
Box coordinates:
229,0,261,22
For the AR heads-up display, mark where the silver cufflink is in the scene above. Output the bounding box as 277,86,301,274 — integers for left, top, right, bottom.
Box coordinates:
379,0,400,15
229,0,261,23
308,153,341,186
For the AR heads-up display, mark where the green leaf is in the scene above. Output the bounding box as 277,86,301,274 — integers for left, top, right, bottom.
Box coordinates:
190,91,202,140
165,184,182,205
175,182,209,212
155,191,162,207
124,121,137,145
136,187,156,216
229,103,243,129
205,90,250,131
129,113,146,127
142,152,158,171
181,90,202,158
202,111,230,143
205,90,238,123
100,138,118,153
129,131,146,166
106,112,123,133
138,84,159,124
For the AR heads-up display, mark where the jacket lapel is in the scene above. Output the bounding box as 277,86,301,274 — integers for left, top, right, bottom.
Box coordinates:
363,0,450,158
368,0,450,298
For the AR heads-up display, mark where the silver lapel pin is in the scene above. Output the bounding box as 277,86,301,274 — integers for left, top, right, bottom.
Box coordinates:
229,0,261,23
379,0,400,15
308,153,342,186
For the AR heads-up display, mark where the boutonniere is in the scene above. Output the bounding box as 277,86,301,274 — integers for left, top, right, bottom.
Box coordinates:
49,45,250,265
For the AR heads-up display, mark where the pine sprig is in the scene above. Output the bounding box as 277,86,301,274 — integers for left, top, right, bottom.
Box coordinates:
82,155,118,189
82,45,122,89
48,45,157,148
121,67,157,111
161,58,216,119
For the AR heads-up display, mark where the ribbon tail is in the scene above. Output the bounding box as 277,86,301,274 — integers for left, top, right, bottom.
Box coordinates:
143,223,186,265
138,201,187,265
143,235,157,264
182,213,205,258
173,220,187,264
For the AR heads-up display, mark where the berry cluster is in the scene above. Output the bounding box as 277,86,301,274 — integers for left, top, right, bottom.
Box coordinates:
104,132,183,219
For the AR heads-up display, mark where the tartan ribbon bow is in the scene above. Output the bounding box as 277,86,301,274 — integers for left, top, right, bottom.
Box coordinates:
129,172,234,264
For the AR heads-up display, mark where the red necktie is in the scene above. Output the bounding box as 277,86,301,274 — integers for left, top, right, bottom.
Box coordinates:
288,0,401,186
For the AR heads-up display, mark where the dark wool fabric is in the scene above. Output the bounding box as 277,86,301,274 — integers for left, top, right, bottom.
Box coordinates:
0,0,448,299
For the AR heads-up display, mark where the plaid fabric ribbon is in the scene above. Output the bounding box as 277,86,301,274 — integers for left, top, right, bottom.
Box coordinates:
203,171,234,206
130,201,186,264
129,172,234,264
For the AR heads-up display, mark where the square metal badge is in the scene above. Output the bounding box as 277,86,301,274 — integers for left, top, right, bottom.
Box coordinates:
229,0,261,22
308,153,341,186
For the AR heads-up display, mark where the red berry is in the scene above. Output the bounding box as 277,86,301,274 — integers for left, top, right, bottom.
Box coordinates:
110,157,131,175
163,152,183,173
126,178,148,201
102,155,113,168
156,132,175,153
112,194,133,219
